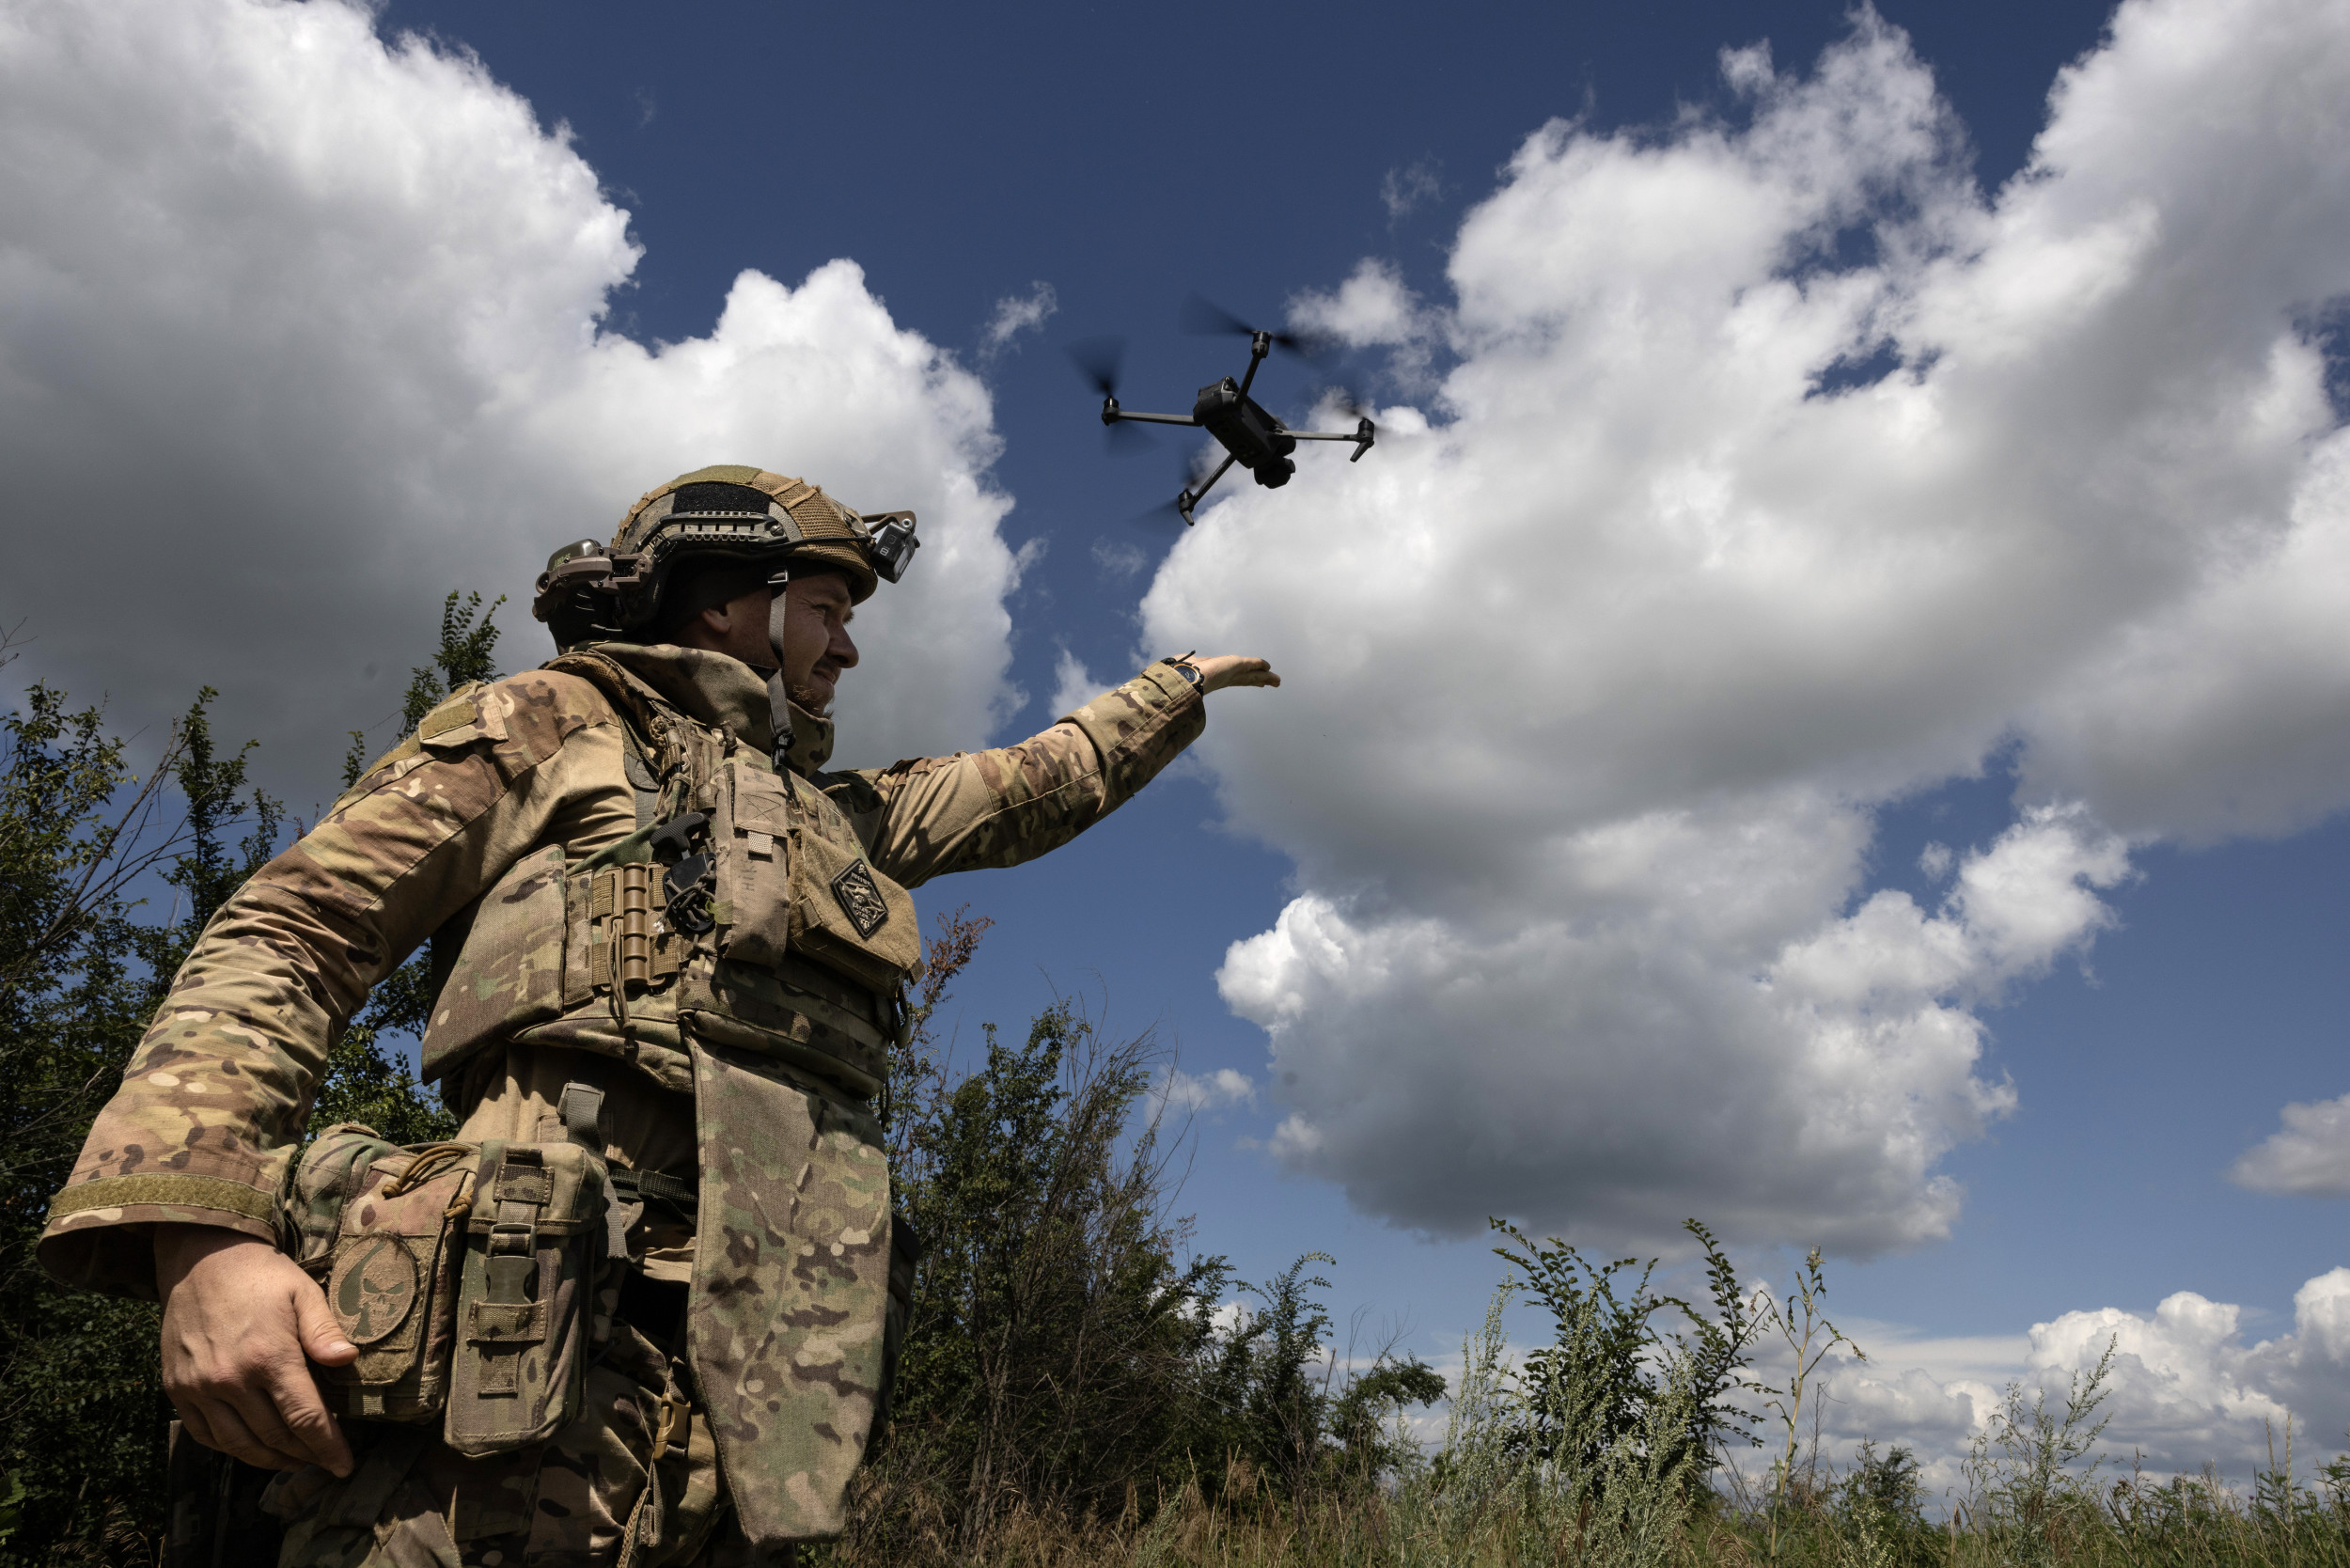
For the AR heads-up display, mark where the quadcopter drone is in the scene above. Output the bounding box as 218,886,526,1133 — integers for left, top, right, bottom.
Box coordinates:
1074,298,1375,524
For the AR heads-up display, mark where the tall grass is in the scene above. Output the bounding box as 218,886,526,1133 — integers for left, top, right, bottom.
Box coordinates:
818,1254,2350,1568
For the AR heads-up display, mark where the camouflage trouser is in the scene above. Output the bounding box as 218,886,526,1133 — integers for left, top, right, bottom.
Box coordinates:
267,1323,782,1568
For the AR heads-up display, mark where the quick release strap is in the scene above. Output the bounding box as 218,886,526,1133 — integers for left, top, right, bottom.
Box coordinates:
611,1168,697,1208
558,1082,604,1150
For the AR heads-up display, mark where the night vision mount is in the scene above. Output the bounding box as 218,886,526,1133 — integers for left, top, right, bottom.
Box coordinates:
1073,297,1375,525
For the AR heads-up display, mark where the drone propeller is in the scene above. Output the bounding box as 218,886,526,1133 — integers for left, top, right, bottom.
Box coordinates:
1179,294,1329,359
1104,419,1155,456
1067,335,1126,398
1131,453,1208,530
1132,494,1189,531
1068,336,1156,455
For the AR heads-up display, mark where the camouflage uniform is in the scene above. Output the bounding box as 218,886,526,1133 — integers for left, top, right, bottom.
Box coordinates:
40,633,1206,1565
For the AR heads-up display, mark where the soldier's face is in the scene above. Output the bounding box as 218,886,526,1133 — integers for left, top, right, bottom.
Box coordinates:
689,572,860,711
780,572,860,711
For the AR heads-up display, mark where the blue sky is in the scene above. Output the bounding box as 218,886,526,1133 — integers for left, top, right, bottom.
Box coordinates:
8,0,2350,1488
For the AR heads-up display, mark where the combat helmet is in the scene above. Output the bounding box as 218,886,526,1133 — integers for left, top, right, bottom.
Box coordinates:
532,464,918,651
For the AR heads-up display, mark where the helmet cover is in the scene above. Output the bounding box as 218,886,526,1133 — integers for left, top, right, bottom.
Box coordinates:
534,464,916,648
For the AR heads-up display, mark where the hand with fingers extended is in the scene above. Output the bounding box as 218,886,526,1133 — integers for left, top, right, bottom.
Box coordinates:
1184,655,1281,694
154,1225,358,1476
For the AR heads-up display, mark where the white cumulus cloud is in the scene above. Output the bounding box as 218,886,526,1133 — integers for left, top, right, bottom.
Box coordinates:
1787,1265,2350,1491
1141,0,2350,1250
0,0,1023,792
1047,647,1104,719
2231,1093,2350,1196
1290,259,1429,351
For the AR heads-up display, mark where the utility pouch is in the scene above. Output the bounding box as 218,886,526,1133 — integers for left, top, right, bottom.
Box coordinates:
713,757,793,967
713,755,920,992
286,1127,477,1424
445,1137,609,1456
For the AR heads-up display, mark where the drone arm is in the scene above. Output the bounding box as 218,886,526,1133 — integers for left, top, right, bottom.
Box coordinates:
1177,451,1241,525
1236,330,1274,398
1110,409,1202,427
1289,416,1378,462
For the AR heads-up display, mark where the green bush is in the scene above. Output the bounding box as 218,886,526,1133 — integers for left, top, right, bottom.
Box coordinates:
0,598,486,1563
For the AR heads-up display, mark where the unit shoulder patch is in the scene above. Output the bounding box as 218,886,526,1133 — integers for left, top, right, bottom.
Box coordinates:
829,859,890,939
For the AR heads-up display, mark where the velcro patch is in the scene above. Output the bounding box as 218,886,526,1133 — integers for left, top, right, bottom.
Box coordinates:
329,1235,420,1344
419,699,478,741
830,859,890,938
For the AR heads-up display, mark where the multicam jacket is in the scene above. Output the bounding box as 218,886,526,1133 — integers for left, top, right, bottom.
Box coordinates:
39,641,1206,1545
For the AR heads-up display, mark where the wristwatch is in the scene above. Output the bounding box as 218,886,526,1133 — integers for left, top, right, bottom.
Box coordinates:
1167,654,1203,688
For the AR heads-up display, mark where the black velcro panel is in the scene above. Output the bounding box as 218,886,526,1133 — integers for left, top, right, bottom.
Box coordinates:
669,482,774,516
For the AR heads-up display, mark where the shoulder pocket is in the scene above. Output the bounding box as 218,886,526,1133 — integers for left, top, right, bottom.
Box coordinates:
320,682,495,817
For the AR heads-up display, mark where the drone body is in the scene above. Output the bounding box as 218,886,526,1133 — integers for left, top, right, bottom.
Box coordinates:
1078,306,1375,524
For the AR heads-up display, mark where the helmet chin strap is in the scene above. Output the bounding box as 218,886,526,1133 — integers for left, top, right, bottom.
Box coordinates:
765,569,793,772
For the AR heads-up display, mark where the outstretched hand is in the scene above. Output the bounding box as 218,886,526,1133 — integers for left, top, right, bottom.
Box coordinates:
1188,655,1280,694
155,1225,358,1476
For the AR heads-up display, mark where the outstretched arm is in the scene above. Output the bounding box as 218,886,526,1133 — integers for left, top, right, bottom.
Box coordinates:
825,655,1279,888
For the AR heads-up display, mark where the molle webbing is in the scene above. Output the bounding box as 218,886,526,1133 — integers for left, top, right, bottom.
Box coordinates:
473,1149,555,1395
415,648,908,1104
585,865,690,990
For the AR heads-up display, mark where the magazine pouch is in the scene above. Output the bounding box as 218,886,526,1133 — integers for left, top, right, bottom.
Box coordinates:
286,1126,478,1424
445,1138,609,1455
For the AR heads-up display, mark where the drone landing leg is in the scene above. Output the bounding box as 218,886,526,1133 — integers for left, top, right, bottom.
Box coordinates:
1177,451,1240,525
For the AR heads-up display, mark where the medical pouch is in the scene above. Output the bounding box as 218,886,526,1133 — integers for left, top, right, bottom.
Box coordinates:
444,1139,609,1456
286,1128,478,1424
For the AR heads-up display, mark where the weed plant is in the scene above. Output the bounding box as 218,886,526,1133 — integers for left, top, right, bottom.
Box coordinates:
820,1231,2350,1568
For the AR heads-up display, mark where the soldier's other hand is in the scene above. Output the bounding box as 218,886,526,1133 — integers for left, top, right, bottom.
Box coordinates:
1189,655,1280,694
155,1225,358,1477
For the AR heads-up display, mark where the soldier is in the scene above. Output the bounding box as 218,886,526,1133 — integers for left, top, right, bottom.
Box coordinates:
38,465,1279,1566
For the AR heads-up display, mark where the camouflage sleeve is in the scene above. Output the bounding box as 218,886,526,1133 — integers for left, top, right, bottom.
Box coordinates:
38,671,628,1298
824,661,1205,888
